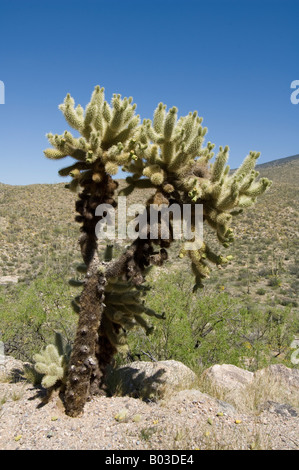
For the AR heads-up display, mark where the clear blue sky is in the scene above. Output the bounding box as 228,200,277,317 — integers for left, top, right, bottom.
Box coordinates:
0,0,298,185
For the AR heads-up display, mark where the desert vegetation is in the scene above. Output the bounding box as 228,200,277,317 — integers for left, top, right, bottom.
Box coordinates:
0,87,298,419
0,159,298,371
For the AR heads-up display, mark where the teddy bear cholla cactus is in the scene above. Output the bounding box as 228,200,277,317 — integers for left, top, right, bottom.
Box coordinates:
44,85,271,416
33,332,71,389
124,105,271,289
34,345,64,388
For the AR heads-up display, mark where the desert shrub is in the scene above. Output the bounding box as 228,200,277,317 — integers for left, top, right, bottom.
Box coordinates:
121,270,299,372
121,273,227,369
0,272,77,361
256,288,266,295
268,276,281,287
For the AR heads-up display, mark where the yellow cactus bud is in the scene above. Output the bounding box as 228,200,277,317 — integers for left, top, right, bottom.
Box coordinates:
69,169,81,179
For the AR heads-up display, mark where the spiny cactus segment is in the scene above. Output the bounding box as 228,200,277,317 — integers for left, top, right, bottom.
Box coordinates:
33,332,71,389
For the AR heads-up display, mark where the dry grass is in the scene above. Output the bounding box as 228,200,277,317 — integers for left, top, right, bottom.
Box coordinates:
199,371,299,415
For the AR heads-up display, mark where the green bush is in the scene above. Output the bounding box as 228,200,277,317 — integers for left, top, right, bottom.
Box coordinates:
256,288,266,295
121,270,299,372
1,266,297,374
268,276,282,287
0,272,77,361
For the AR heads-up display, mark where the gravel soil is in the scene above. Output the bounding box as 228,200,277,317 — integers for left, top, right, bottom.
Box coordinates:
0,378,298,451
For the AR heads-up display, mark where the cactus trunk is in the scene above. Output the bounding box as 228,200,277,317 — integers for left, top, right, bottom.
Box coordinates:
64,255,106,417
65,172,117,417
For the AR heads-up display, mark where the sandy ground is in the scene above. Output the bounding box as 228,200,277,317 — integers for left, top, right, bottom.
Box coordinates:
0,377,298,451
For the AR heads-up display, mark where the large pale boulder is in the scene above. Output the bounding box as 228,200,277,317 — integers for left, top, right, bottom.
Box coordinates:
202,363,299,413
0,276,18,285
0,355,25,380
254,364,299,410
254,364,299,392
202,364,254,392
106,360,198,400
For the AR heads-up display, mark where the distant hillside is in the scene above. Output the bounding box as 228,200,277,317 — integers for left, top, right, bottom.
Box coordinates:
256,154,299,168
256,155,299,187
0,155,298,314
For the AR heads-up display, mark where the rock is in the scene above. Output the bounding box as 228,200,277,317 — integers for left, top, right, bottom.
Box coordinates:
254,364,299,392
0,276,18,285
0,355,25,380
169,389,237,416
202,364,254,392
106,360,198,400
259,400,298,417
171,389,211,404
201,363,299,413
216,399,237,416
